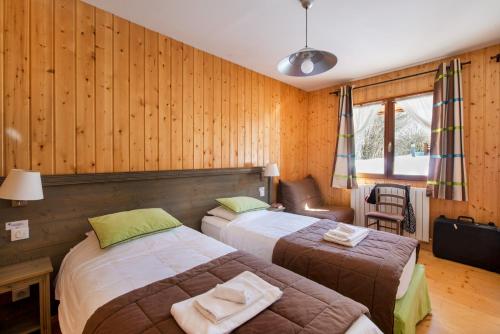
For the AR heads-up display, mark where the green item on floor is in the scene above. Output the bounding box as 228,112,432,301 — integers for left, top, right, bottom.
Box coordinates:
393,264,432,334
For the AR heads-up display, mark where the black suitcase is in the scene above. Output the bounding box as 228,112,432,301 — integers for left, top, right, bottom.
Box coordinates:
433,215,500,273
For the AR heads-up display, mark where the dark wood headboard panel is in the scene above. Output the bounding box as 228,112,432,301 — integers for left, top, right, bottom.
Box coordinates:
0,168,267,272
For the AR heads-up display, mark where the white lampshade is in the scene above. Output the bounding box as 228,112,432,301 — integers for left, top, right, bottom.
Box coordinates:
263,163,280,177
0,169,44,201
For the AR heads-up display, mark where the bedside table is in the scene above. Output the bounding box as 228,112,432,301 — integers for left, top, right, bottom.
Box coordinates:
267,206,286,212
0,257,53,334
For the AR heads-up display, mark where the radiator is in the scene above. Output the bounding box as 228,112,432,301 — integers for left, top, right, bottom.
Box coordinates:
350,184,430,242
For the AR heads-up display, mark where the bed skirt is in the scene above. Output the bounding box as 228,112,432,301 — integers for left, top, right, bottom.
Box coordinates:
394,264,431,334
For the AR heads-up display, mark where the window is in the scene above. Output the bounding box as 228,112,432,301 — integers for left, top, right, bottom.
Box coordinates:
353,102,386,175
353,92,433,179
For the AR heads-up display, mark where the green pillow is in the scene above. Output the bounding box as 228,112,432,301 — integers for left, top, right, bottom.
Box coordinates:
216,196,270,213
89,208,182,249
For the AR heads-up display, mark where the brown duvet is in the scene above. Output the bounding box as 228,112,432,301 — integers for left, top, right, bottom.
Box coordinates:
273,220,418,334
83,251,369,334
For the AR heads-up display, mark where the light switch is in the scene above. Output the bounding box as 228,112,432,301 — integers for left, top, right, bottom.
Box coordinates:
259,186,265,197
6,220,30,242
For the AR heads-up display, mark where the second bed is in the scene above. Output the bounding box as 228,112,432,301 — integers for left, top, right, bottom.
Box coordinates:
202,209,421,334
202,210,416,298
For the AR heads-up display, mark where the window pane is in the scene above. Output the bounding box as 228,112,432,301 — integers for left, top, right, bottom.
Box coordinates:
393,93,432,176
353,102,385,174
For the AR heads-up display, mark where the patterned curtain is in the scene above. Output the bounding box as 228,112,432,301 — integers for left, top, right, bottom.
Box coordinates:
332,86,357,189
427,59,468,201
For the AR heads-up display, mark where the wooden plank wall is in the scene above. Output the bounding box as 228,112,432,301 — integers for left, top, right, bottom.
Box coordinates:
280,83,309,181
0,0,307,182
307,44,500,233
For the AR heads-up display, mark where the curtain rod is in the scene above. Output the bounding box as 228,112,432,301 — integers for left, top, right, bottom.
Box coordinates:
329,60,473,95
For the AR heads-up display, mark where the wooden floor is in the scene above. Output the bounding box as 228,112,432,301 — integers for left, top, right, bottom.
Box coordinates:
416,249,500,334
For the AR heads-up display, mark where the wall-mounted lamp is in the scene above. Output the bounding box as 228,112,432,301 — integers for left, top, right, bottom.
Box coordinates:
0,169,44,207
263,163,280,204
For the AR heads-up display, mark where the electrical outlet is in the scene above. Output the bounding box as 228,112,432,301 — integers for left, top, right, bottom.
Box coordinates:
11,227,29,241
259,186,265,197
12,286,30,302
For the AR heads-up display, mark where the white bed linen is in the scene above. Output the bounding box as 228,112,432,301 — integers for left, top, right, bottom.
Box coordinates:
347,315,382,334
205,210,416,299
220,210,318,262
202,215,230,240
397,248,416,298
56,225,381,334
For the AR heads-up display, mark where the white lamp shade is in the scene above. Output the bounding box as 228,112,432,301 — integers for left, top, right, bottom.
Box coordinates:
0,169,44,201
263,163,280,177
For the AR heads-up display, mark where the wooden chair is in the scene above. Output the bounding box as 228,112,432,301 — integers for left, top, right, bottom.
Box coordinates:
364,184,408,235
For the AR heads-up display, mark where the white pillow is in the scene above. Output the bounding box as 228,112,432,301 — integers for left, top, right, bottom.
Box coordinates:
207,206,239,221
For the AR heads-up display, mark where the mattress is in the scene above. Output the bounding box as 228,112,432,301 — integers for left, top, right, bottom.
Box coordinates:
201,215,229,240
202,210,416,299
56,225,380,334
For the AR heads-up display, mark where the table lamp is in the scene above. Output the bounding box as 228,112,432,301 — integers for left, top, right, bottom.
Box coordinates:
0,169,44,207
263,163,280,203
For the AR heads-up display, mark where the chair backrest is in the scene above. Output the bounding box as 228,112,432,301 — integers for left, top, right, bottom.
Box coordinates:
279,175,324,211
374,184,408,216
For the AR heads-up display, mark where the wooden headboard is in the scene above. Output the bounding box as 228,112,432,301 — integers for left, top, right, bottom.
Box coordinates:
0,168,267,272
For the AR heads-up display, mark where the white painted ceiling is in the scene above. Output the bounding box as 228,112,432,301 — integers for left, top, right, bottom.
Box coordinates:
84,0,500,91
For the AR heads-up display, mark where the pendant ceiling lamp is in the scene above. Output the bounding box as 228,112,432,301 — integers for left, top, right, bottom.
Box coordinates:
278,0,337,77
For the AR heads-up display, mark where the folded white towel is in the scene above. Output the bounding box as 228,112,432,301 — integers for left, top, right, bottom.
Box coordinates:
327,229,352,240
327,224,368,242
171,271,282,334
324,229,369,247
337,223,356,234
213,284,248,304
193,280,261,324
